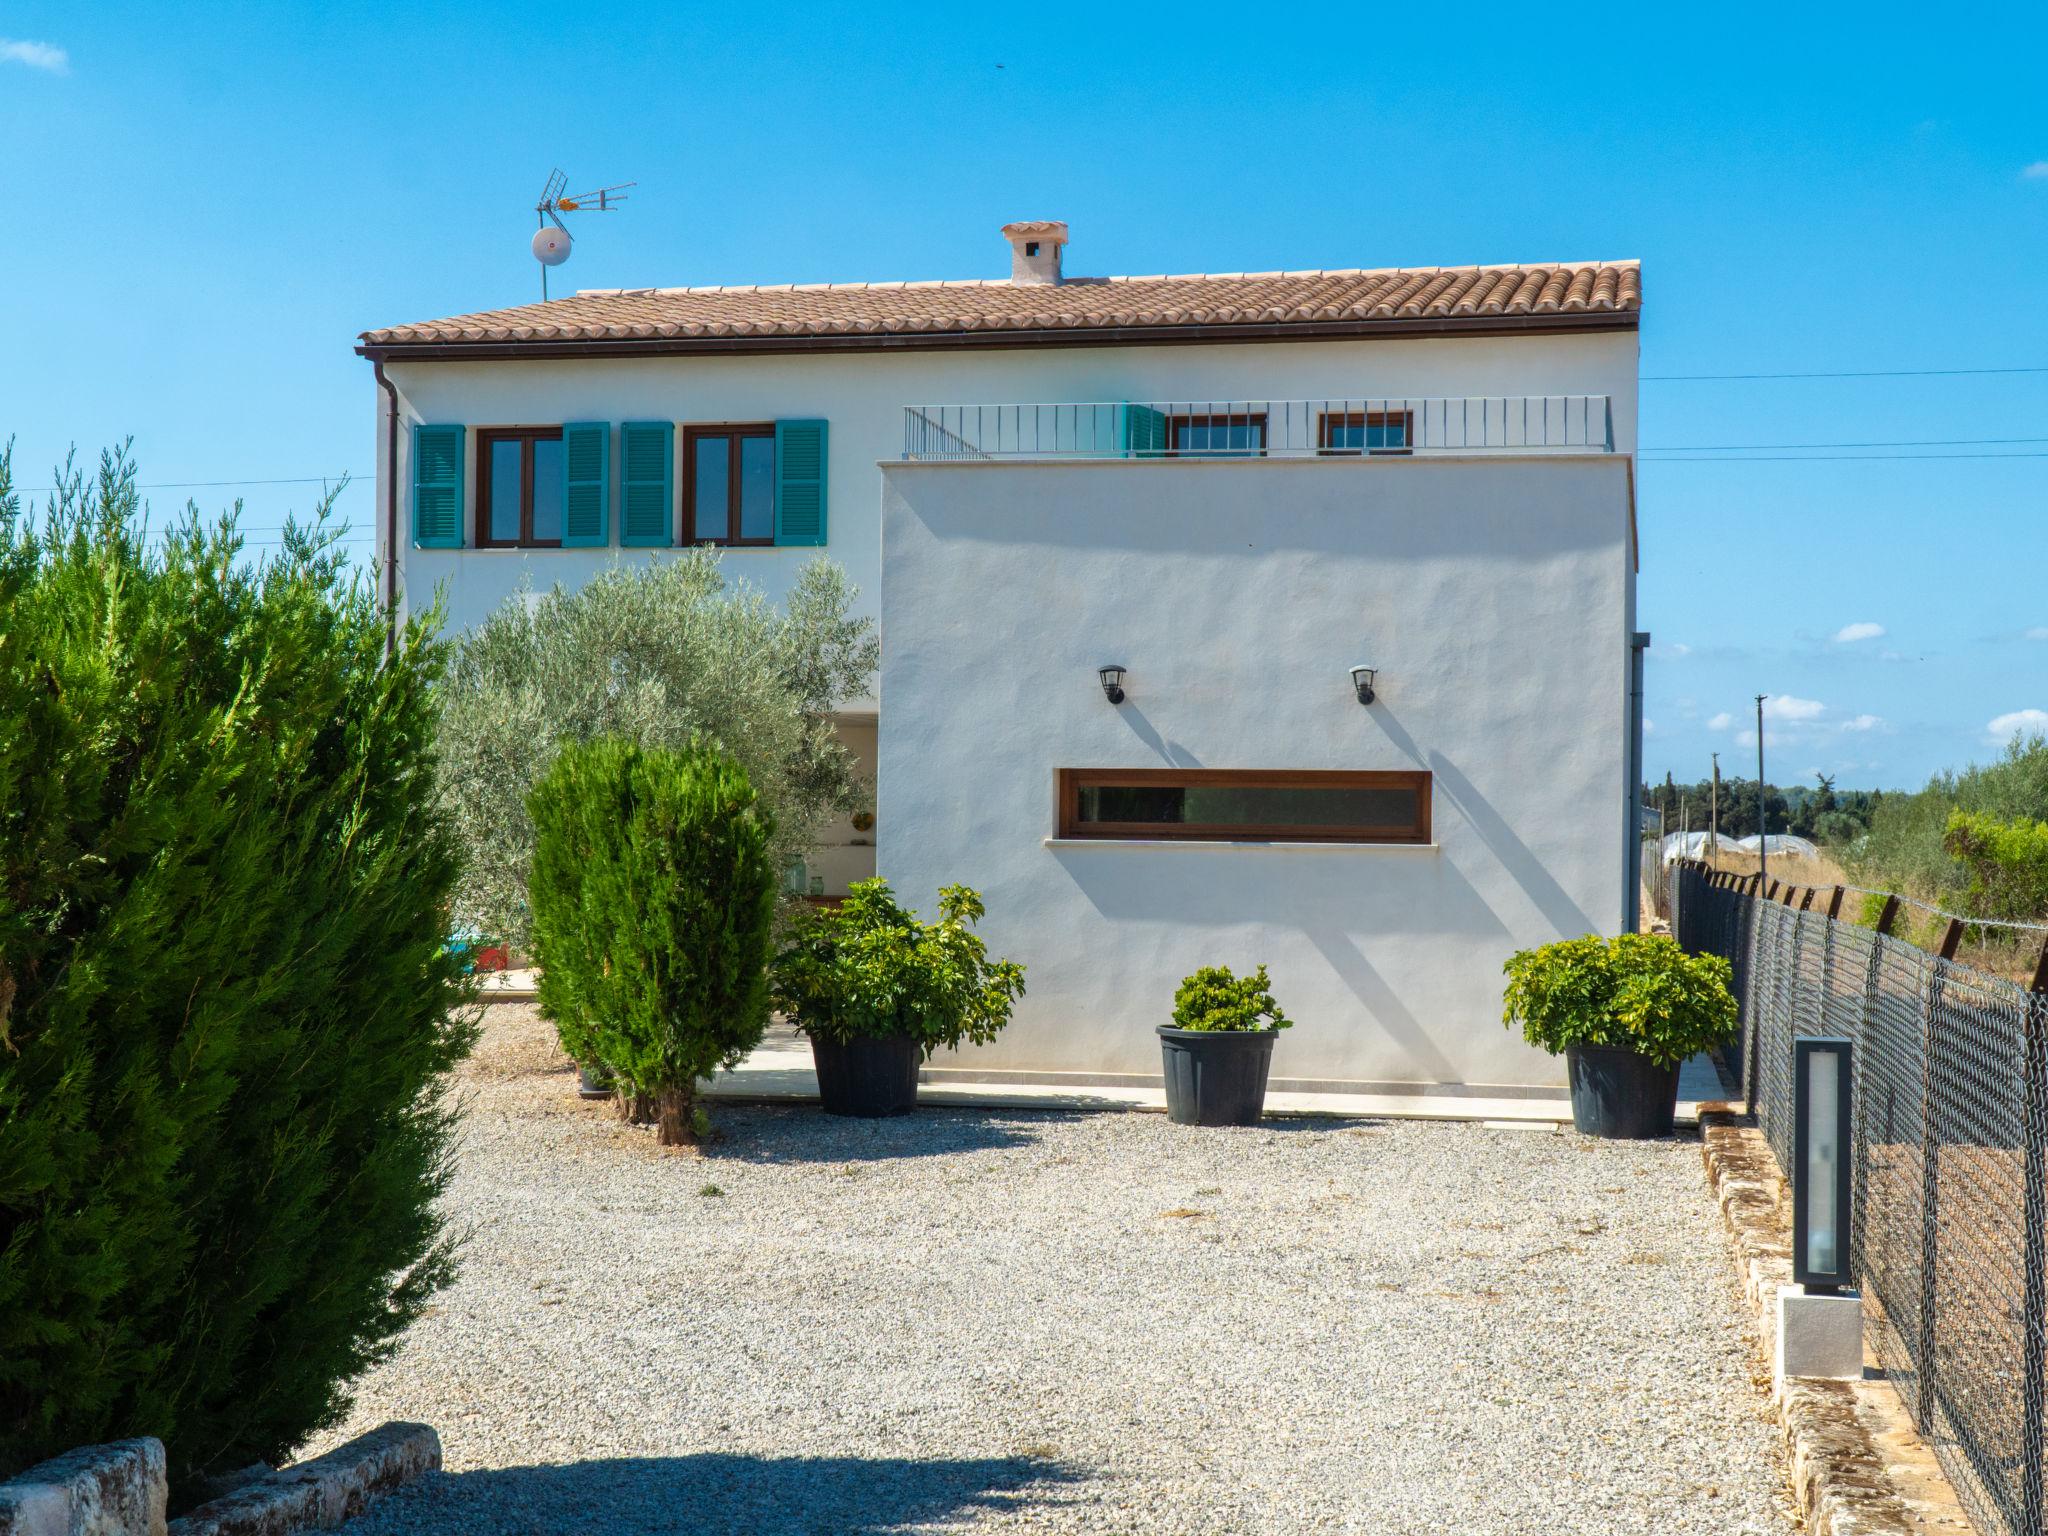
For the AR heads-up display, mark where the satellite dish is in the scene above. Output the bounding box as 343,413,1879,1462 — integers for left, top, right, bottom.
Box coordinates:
532,226,572,266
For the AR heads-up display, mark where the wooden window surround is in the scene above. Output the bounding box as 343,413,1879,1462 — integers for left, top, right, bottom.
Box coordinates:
1055,768,1432,844
685,423,776,546
1165,412,1268,458
1318,410,1415,456
476,426,566,547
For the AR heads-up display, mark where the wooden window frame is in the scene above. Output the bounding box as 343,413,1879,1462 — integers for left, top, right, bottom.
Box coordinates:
475,426,565,548
1317,409,1415,457
1055,768,1432,844
1165,412,1269,458
684,423,777,547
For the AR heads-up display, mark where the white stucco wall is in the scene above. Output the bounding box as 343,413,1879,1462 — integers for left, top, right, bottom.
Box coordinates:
876,456,1634,1092
375,328,1638,646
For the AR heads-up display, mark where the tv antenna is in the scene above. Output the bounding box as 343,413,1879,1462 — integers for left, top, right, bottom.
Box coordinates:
532,169,635,300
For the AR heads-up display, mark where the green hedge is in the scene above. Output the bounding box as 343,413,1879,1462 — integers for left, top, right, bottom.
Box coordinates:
528,738,776,1144
0,447,473,1487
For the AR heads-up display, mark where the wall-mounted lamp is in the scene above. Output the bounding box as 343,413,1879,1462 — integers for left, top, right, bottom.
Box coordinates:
1349,665,1377,706
1098,665,1127,705
1793,1036,1854,1292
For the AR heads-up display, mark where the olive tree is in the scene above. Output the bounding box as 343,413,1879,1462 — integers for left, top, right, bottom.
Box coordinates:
436,552,878,947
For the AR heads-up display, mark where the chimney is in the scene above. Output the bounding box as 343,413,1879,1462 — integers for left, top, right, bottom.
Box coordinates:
1001,220,1068,285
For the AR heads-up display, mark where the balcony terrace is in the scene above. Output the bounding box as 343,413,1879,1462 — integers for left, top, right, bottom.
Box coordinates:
900,396,1615,461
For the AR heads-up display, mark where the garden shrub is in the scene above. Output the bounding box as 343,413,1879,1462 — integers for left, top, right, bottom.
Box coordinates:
1941,810,2048,924
1847,733,2048,908
1501,933,1736,1068
527,738,777,1144
438,553,878,949
0,445,472,1487
770,880,1024,1057
1169,966,1291,1033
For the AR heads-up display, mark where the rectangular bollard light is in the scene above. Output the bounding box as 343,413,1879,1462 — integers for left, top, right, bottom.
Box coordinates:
1779,1035,1864,1383
1792,1036,1854,1291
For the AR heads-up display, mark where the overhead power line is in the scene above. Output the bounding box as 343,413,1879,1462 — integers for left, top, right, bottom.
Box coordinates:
1645,365,2048,381
1643,451,2048,462
15,475,363,495
1645,435,2048,451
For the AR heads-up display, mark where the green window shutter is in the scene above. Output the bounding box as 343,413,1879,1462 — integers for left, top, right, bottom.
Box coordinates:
562,422,609,547
1118,404,1166,458
773,419,828,547
411,424,465,547
619,421,675,546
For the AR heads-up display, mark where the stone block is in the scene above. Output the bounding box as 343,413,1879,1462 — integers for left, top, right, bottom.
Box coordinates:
0,1438,168,1536
168,1424,438,1536
1776,1283,1865,1382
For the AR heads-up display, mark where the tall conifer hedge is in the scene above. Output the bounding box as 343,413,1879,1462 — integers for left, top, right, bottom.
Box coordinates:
0,445,473,1486
528,738,776,1144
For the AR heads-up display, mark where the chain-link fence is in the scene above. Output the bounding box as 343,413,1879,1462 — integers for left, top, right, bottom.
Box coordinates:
1673,862,2048,1536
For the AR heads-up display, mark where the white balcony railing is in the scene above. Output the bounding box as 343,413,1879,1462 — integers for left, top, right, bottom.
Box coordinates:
901,397,1614,460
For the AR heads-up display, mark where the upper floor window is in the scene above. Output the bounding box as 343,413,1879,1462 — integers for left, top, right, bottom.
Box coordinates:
477,427,566,547
1319,410,1413,456
687,425,777,546
1168,412,1267,458
410,417,827,551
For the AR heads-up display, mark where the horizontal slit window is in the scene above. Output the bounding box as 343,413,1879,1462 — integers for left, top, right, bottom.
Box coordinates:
1056,769,1431,844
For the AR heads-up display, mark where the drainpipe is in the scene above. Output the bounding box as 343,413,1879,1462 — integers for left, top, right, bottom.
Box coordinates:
372,357,401,656
1627,631,1651,932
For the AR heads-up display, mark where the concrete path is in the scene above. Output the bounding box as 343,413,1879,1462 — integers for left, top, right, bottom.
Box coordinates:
477,970,1732,1126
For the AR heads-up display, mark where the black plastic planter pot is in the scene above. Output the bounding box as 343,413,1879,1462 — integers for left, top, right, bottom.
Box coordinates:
1565,1044,1679,1138
575,1062,613,1100
1158,1027,1280,1126
810,1033,922,1118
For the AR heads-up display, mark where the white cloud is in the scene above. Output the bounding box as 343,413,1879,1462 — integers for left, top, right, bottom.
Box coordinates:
1667,642,1691,657
1831,621,1885,643
1707,711,1733,731
0,37,68,72
1642,718,1656,735
2026,627,2048,641
1839,714,1884,733
1763,695,1826,721
2025,161,2048,180
1988,708,2048,741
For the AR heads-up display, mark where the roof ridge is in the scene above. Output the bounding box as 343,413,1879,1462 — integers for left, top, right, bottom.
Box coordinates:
571,259,1640,301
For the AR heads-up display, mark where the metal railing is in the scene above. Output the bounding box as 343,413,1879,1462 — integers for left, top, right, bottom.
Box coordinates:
1674,861,2048,1536
900,396,1615,460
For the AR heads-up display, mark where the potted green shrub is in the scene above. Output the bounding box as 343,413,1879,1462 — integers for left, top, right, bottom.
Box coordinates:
771,879,1025,1117
1501,933,1737,1138
1159,965,1291,1126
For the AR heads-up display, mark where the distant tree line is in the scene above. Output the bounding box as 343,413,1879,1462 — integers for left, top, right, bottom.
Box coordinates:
1642,772,1884,844
1649,733,2048,924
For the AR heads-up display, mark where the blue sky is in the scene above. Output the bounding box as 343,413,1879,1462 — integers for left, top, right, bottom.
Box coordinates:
2,1,2043,791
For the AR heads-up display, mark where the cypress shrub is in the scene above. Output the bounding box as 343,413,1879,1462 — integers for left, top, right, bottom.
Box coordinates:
528,738,776,1145
0,446,473,1488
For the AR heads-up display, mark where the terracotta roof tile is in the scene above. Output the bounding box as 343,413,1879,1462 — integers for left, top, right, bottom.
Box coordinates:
360,260,1639,351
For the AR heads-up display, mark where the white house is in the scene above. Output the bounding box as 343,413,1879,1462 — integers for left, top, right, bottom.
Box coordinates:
361,222,1645,1095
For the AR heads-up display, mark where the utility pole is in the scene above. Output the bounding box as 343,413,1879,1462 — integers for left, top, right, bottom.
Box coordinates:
1710,753,1720,863
1755,694,1769,887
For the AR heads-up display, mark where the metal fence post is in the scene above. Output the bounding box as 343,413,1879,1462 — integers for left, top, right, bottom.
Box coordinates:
1918,942,1948,1428
2023,954,2048,1535
1744,883,1762,1116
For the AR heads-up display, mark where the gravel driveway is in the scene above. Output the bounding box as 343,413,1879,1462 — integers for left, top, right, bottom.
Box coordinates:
318,1006,1792,1535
